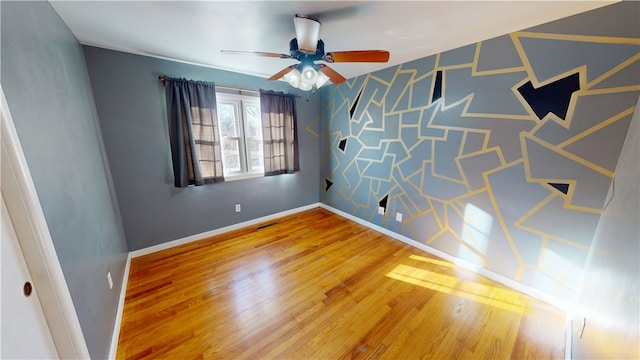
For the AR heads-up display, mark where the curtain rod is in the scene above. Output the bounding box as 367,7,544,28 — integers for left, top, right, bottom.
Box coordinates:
158,75,301,98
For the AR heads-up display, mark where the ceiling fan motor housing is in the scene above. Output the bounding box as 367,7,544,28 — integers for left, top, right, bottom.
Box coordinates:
289,38,325,64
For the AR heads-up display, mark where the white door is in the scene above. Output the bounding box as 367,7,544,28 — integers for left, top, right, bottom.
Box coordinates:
1,195,59,359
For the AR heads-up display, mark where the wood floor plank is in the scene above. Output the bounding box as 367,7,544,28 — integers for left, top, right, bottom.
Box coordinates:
116,208,566,359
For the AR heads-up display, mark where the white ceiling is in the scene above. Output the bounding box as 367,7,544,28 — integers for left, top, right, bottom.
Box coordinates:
50,1,617,81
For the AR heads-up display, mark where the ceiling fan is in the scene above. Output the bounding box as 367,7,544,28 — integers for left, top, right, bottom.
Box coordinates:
221,14,390,91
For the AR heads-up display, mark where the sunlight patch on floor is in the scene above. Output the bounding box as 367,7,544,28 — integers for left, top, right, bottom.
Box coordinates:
386,264,527,314
409,254,454,268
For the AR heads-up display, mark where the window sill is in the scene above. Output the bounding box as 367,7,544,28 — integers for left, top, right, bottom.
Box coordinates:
224,172,264,182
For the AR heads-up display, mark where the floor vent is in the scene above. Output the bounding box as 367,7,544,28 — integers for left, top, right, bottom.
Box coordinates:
257,222,278,230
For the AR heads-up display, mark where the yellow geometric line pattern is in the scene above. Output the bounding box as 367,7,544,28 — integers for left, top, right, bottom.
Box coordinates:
320,19,639,300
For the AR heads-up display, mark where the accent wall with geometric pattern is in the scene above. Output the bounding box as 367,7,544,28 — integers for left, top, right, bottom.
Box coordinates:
318,2,639,302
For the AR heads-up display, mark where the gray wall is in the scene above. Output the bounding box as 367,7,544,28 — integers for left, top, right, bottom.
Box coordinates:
572,98,639,359
1,2,129,358
82,46,321,251
318,1,639,302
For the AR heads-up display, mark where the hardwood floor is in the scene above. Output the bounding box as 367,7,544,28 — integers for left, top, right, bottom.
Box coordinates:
116,208,566,359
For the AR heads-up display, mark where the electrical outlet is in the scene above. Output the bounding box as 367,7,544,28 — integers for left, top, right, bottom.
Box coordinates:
378,206,385,215
235,204,241,212
107,272,113,290
395,212,403,222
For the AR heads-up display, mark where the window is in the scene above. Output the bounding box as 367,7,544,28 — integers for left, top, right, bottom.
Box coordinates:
163,77,297,187
216,92,263,179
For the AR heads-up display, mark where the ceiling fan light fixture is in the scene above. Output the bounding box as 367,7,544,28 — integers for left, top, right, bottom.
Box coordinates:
297,80,313,91
300,65,319,86
294,15,320,54
284,68,301,88
282,65,329,91
316,71,330,88
225,14,391,92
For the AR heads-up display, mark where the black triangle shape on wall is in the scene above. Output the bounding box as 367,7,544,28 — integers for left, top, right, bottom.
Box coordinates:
338,138,347,152
548,182,570,195
517,72,580,120
378,194,389,209
350,87,363,119
432,70,443,102
325,179,334,192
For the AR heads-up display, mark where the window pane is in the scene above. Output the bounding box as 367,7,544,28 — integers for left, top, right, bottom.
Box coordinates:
221,138,241,172
245,104,262,139
248,139,264,171
200,161,216,179
196,143,217,179
218,103,238,137
215,93,264,178
196,143,213,161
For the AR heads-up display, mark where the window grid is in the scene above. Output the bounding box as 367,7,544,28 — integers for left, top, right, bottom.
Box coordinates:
216,93,263,179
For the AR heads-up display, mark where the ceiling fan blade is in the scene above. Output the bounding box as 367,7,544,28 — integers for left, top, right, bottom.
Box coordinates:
220,50,292,59
324,50,390,63
318,64,347,84
267,65,298,81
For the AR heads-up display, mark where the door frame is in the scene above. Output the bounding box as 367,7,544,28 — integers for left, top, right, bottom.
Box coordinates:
1,83,90,358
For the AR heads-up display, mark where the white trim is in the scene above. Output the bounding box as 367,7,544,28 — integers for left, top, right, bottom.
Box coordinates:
130,203,321,257
115,200,574,357
0,84,91,358
318,203,572,311
113,203,320,355
129,200,571,310
565,316,573,360
108,253,131,360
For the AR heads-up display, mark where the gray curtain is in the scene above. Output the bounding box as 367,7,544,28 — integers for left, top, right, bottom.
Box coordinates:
260,90,299,176
165,78,224,187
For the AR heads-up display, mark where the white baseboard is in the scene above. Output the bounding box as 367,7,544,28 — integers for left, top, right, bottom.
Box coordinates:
108,253,131,360
318,203,571,312
129,202,321,258
112,203,321,356
114,201,571,359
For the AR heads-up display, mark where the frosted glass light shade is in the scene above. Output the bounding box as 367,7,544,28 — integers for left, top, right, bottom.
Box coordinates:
283,64,331,91
316,71,330,88
284,68,301,88
300,65,319,86
297,81,312,91
294,15,320,54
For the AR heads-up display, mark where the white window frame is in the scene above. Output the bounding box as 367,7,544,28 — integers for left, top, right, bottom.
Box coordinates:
216,92,264,180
